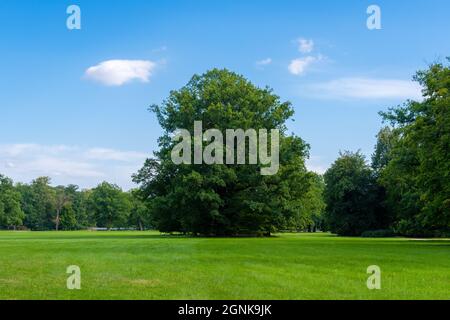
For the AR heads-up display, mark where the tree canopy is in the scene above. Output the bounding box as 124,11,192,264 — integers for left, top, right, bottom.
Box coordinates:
0,175,25,230
379,60,450,236
133,69,314,236
323,151,383,236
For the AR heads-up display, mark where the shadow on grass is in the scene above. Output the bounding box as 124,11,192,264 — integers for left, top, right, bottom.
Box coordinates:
0,231,285,241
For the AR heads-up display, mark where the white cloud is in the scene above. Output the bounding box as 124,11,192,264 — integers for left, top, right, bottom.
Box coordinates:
297,38,314,53
85,148,147,162
256,58,272,66
306,77,423,100
85,59,157,86
288,56,320,75
0,144,149,190
306,156,328,175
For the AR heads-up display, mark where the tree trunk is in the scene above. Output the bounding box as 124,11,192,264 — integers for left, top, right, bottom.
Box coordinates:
55,209,60,231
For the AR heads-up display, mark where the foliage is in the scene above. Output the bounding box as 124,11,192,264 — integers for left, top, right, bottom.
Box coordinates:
0,174,147,231
323,151,384,236
287,172,326,231
18,177,56,231
128,189,152,230
371,126,397,174
89,182,132,229
133,69,312,235
0,175,25,229
379,60,450,236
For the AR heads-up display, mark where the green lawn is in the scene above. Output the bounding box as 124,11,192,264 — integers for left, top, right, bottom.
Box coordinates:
0,231,448,300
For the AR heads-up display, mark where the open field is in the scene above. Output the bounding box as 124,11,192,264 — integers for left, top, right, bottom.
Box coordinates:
0,231,449,300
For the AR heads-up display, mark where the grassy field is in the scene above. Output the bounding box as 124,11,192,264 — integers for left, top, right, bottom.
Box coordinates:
0,231,448,300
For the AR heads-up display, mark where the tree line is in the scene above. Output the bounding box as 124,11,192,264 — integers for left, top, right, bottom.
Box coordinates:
2,61,448,237
323,60,450,237
0,177,151,231
0,171,325,233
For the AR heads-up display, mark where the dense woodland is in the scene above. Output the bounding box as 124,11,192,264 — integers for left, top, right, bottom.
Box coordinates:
1,60,449,237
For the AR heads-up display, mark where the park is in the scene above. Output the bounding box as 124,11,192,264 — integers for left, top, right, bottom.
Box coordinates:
1,1,449,302
1,65,449,300
0,231,449,300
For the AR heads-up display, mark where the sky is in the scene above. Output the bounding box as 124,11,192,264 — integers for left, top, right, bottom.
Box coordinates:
0,0,449,189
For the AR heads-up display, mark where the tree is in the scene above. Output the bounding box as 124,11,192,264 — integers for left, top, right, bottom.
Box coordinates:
379,60,450,236
323,151,383,236
89,182,131,230
128,189,151,231
59,203,78,230
371,126,397,174
18,177,55,230
133,69,311,236
77,189,94,228
0,174,25,230
54,186,70,231
302,173,326,232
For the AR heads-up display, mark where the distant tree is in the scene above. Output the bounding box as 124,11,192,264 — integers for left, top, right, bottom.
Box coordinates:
89,182,131,230
54,186,70,231
133,69,311,236
303,173,326,232
379,60,450,236
60,203,78,230
371,126,397,174
0,174,25,230
18,177,55,230
128,189,151,231
324,151,382,236
286,172,325,232
78,189,94,227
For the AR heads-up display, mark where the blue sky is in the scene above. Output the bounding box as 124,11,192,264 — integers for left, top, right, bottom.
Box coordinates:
0,0,449,189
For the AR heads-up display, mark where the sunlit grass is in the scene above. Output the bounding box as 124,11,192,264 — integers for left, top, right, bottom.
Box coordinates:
0,231,449,300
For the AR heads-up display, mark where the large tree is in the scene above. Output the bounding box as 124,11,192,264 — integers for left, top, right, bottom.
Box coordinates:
379,60,450,236
133,69,311,236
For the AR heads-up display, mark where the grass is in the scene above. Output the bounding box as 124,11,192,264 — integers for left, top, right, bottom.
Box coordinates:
0,231,449,300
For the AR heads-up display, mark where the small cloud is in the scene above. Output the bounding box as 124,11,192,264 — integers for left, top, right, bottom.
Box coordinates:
85,59,157,86
297,38,314,53
306,156,327,175
256,58,272,66
306,77,423,100
288,56,322,75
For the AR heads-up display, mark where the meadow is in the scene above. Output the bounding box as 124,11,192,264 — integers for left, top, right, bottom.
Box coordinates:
0,231,449,300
